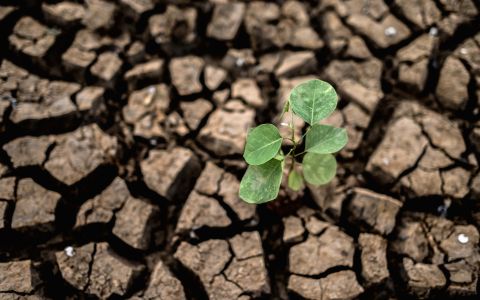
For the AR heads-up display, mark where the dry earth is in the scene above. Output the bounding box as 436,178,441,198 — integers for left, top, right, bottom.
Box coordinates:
0,0,480,299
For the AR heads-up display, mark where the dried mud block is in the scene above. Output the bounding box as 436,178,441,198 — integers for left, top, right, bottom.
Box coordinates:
82,0,116,31
148,5,197,48
397,34,438,91
402,258,446,298
204,65,227,91
140,147,200,201
275,51,316,78
221,48,256,73
347,188,402,235
345,36,371,59
358,233,389,286
0,6,16,22
288,275,322,299
283,215,305,243
366,117,428,185
207,274,245,300
454,36,480,75
0,260,39,294
305,216,330,235
3,136,53,168
42,2,85,26
439,225,479,262
325,59,383,113
435,56,470,110
392,220,429,262
112,196,158,250
44,124,117,185
229,231,263,260
224,256,270,296
62,46,96,80
140,260,186,300
180,99,213,131
321,271,364,300
169,56,204,96
121,0,154,21
124,59,165,89
346,13,410,49
445,260,478,296
441,167,471,198
12,178,60,231
439,0,478,17
75,86,105,111
55,243,95,291
394,0,441,29
244,2,281,51
207,3,245,41
90,52,122,87
0,177,15,200
9,17,57,61
198,101,255,156
126,41,145,65
232,78,265,108
321,11,352,55
289,226,354,275
123,84,170,139
175,191,231,233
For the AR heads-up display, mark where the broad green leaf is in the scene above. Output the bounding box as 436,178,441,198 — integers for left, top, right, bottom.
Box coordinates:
302,153,337,185
239,158,284,204
288,169,304,191
243,124,283,165
305,124,348,154
289,79,337,125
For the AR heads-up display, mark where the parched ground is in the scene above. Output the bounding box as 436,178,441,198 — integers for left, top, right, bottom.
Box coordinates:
0,0,479,299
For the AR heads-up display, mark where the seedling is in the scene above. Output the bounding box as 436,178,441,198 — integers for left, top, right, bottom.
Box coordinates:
239,79,348,204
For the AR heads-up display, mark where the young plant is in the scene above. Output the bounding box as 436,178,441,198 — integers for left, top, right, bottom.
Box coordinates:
239,79,348,204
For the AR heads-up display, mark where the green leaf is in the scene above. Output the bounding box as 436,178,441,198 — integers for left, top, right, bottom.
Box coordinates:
302,153,337,185
288,169,304,191
289,79,337,125
243,124,283,165
239,158,284,204
305,124,348,154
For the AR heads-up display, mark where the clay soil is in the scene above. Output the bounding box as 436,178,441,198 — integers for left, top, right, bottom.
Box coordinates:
1,0,480,299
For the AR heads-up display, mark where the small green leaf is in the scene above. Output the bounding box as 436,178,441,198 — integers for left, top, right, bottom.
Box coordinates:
239,158,284,204
282,101,290,114
302,153,337,185
288,169,304,191
289,79,337,125
243,124,283,165
305,124,348,154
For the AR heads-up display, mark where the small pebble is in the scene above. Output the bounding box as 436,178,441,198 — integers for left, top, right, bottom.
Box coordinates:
236,58,245,67
429,27,438,37
460,48,468,55
64,246,75,257
383,158,390,165
458,233,469,244
384,26,397,37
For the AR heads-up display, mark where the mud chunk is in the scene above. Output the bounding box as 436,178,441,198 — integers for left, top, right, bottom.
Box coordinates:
346,14,410,49
345,36,371,59
87,242,144,298
400,166,442,197
90,52,122,86
75,177,130,227
82,0,116,30
207,3,245,41
244,2,281,51
204,65,227,91
402,258,446,298
180,98,213,131
320,271,364,300
289,227,354,275
45,124,117,185
175,191,231,233
174,240,231,284
3,136,53,168
76,86,105,111
305,216,330,235
0,6,16,22
123,84,170,139
9,17,57,60
121,0,154,21
283,215,305,243
194,162,223,195
232,78,265,108
359,233,389,286
55,243,95,291
62,46,96,79
440,225,479,261
436,56,469,110
124,59,164,89
321,11,352,54
12,178,60,231
229,231,263,260
275,51,316,78
288,275,322,299
225,256,270,296
439,0,478,16
0,177,15,201
113,196,158,250
366,117,428,184
392,220,429,261
42,2,85,26
198,103,255,156
455,37,480,75
441,167,470,198
142,260,186,300
126,41,145,65
394,0,441,29
140,147,200,201
0,260,39,293
445,260,478,296
207,274,244,300
169,56,204,96
340,103,372,157
347,188,402,235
